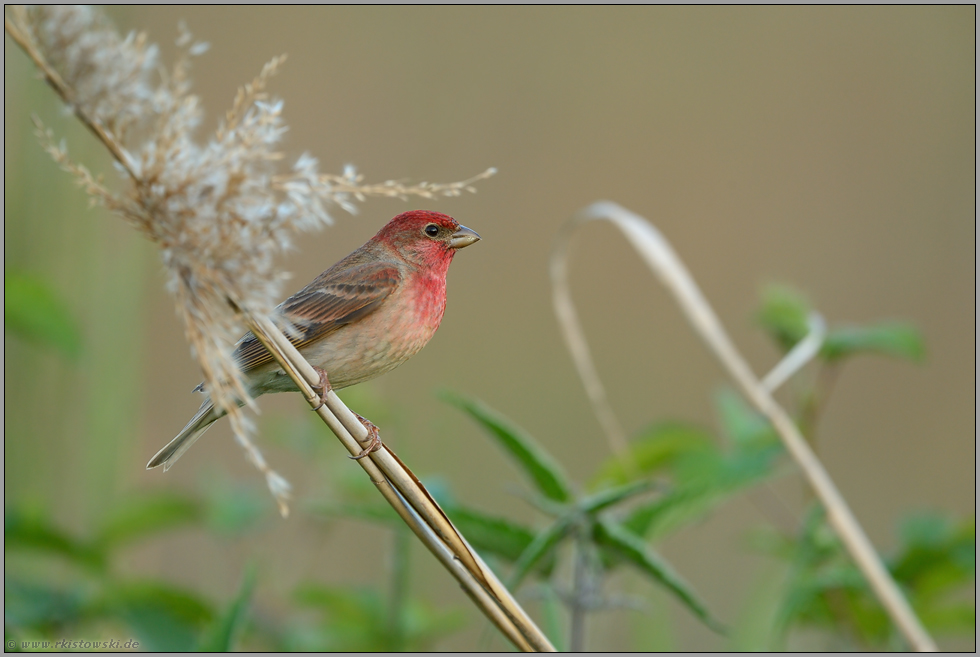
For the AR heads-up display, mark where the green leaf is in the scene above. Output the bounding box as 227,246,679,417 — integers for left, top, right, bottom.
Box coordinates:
442,392,573,503
714,388,775,446
508,519,574,589
198,567,257,652
774,508,976,646
589,422,715,489
536,584,567,652
615,390,784,538
756,284,812,351
96,582,214,652
292,584,463,652
311,501,402,526
593,519,725,633
4,510,105,571
441,503,555,575
292,585,389,651
621,430,782,539
4,271,82,358
822,322,925,362
96,493,202,549
294,584,379,624
622,487,718,539
579,479,659,514
891,513,975,599
203,479,271,535
4,578,87,628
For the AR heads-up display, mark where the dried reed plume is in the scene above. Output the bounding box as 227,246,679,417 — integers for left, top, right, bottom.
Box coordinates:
6,5,494,515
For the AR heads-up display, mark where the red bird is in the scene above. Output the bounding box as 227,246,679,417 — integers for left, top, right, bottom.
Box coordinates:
147,210,480,471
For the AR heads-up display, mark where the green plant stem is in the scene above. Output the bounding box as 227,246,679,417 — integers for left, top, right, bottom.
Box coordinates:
388,526,410,650
797,363,842,449
568,530,599,652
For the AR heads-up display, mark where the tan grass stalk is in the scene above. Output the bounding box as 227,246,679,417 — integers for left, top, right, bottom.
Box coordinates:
549,200,937,652
246,313,556,652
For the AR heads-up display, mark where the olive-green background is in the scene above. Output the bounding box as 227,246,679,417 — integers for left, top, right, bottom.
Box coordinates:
5,6,974,650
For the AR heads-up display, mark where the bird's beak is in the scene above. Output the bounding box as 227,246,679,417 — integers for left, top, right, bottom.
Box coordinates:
449,225,481,249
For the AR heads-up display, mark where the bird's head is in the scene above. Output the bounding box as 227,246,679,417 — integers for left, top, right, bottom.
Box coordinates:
375,210,481,268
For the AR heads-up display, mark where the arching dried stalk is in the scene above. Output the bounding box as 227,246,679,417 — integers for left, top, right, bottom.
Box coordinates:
549,200,937,652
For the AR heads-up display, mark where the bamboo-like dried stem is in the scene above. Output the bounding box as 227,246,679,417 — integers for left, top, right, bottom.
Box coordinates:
550,201,938,652
245,313,556,652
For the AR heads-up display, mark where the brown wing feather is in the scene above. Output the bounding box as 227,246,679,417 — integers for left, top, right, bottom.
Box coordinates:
233,262,401,373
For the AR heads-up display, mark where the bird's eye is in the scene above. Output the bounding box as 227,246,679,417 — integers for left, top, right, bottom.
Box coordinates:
424,224,440,237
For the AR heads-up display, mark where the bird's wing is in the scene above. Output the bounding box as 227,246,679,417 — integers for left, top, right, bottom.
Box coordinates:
234,262,402,373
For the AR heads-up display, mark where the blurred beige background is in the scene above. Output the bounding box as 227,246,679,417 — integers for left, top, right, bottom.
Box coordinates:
5,6,974,650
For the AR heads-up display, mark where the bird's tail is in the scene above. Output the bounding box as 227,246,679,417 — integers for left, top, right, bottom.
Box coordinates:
146,399,221,471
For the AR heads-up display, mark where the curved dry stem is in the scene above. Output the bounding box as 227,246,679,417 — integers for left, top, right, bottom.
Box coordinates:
549,200,937,652
762,312,826,393
550,228,629,457
245,314,556,653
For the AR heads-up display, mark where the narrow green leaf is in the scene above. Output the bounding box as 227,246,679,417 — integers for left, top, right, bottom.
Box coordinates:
96,493,202,549
537,584,567,652
623,443,783,540
4,271,82,358
594,519,725,634
441,503,554,575
198,567,257,652
891,512,975,596
291,584,463,652
918,603,977,634
622,488,712,539
580,479,659,514
822,322,925,362
442,392,573,503
310,501,401,526
4,578,86,628
589,422,715,489
714,388,774,446
508,519,574,589
4,510,104,571
95,582,214,652
612,392,784,538
294,584,371,614
756,284,812,352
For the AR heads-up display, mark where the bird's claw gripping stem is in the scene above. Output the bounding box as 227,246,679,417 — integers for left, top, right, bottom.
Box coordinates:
349,413,383,460
311,367,332,411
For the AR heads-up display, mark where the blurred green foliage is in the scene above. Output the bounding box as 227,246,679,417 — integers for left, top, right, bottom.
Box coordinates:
5,266,972,651
6,494,218,651
757,284,926,362
431,284,971,651
754,507,976,650
442,391,725,635
4,271,82,359
5,485,462,652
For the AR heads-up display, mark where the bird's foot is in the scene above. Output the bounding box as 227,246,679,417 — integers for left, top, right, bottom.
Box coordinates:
349,413,383,460
311,367,332,411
